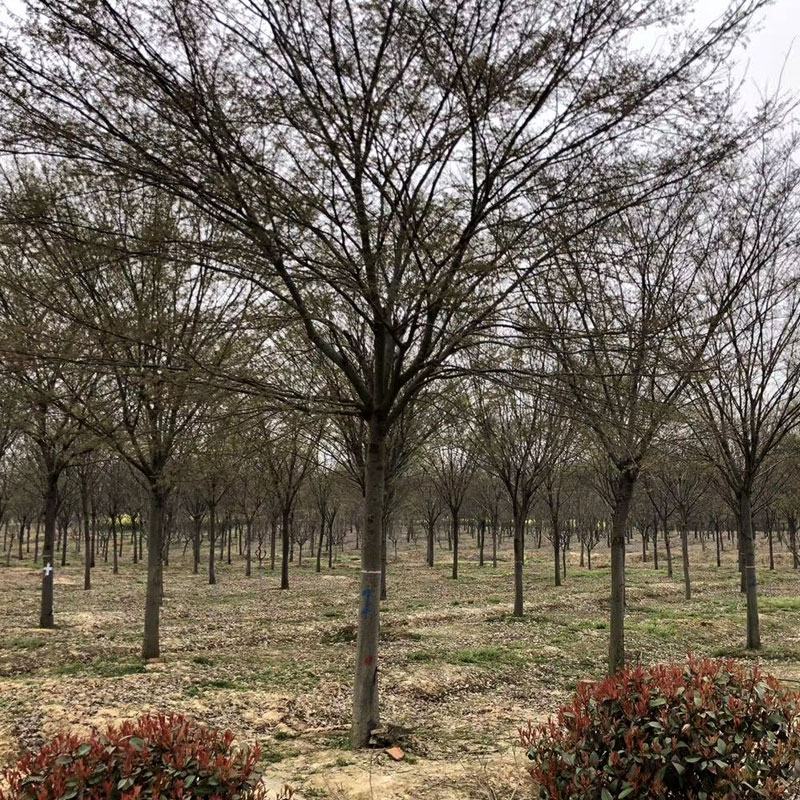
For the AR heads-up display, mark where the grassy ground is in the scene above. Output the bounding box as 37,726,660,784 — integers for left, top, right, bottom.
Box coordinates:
0,537,798,799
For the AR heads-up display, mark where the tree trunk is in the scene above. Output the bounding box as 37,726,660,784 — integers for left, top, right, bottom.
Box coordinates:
664,524,673,578
788,512,799,569
34,516,41,563
81,480,91,591
680,523,691,600
513,514,525,617
208,502,217,585
351,415,385,748
426,521,434,567
270,517,277,571
142,487,166,659
245,520,253,577
193,517,201,574
111,515,119,575
738,489,760,650
90,504,96,568
609,470,636,674
737,524,745,593
60,518,68,566
39,473,59,629
767,524,774,570
281,507,290,590
652,514,659,570
553,529,561,587
316,522,324,573
380,521,388,600
451,508,459,580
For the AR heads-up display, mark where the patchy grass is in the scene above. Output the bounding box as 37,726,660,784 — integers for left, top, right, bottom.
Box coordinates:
760,596,800,613
0,538,798,799
449,646,522,667
3,636,47,651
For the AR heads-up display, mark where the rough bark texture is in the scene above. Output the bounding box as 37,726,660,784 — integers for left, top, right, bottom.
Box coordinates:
609,470,636,674
738,489,760,650
281,508,290,590
39,473,59,629
142,487,165,659
351,416,385,748
513,515,525,617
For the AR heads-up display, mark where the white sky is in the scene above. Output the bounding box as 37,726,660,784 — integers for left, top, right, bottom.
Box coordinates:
0,0,796,109
697,0,799,107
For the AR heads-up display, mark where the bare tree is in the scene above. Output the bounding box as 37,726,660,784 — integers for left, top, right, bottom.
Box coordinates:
262,413,321,591
0,256,94,626
689,149,800,648
0,176,256,656
654,453,709,600
427,430,476,581
472,378,568,614
520,167,778,672
0,0,771,744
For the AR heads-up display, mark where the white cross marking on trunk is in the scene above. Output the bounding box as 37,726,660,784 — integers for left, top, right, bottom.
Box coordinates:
43,563,53,576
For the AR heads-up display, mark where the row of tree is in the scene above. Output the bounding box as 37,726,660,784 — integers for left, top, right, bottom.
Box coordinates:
0,0,798,746
3,424,798,590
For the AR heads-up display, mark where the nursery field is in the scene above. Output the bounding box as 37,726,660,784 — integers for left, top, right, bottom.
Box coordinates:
1,543,799,799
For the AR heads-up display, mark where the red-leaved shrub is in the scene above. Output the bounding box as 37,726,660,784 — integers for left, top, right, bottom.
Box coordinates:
0,713,283,800
522,657,800,799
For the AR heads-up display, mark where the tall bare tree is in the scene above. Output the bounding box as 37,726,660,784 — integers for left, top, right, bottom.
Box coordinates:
689,149,800,648
0,0,771,742
472,378,568,614
519,167,778,672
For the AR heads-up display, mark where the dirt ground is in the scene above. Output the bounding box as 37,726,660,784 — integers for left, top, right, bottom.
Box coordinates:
1,537,799,799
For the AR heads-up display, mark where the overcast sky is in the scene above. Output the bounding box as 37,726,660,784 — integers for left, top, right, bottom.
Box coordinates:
0,0,796,109
699,0,799,107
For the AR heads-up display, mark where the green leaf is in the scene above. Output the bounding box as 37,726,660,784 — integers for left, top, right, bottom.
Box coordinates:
75,743,92,757
601,789,613,800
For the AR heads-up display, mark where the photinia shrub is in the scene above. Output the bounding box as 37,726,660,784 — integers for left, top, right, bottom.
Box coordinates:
522,657,800,799
0,713,287,799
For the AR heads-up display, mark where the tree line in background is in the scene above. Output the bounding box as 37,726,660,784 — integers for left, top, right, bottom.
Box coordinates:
0,0,798,748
